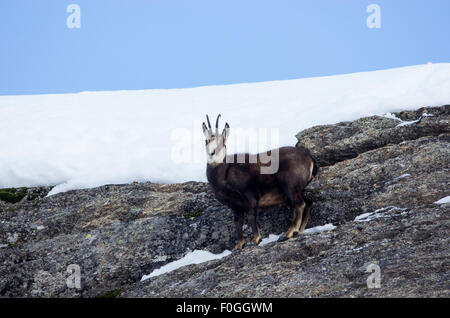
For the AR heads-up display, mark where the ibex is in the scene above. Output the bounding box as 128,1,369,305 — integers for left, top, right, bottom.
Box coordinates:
202,114,318,250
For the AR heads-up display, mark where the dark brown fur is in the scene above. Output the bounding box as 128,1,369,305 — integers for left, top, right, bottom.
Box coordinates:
207,146,318,249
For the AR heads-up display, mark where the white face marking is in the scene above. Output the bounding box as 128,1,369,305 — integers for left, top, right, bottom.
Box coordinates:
205,135,226,164
202,118,229,165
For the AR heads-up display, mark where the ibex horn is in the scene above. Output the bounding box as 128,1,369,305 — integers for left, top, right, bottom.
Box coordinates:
206,114,212,129
215,114,221,134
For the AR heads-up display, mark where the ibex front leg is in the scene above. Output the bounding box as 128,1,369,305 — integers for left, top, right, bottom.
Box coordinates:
233,211,245,250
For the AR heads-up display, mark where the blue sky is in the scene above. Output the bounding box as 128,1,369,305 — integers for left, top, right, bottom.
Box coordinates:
1,0,449,95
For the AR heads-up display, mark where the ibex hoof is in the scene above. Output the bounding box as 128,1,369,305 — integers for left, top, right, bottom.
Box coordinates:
293,231,299,237
277,235,289,242
246,243,257,247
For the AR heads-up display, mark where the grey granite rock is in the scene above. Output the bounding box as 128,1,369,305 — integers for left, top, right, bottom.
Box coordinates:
296,105,449,167
124,204,449,297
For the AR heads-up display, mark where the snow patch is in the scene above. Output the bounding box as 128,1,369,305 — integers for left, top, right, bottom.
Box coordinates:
354,206,408,222
259,234,280,246
434,196,450,205
141,249,231,281
382,112,401,121
303,223,337,234
346,242,375,254
381,112,424,127
393,173,411,180
396,118,422,127
260,223,337,245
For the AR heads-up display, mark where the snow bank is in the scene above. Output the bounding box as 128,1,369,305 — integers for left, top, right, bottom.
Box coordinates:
141,249,231,281
1,63,450,194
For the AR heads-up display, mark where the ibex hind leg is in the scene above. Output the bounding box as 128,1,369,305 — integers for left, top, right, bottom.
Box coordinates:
287,201,306,237
278,201,305,242
297,197,312,234
277,185,306,242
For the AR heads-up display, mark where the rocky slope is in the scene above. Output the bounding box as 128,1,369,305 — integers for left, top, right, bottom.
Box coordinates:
1,105,449,298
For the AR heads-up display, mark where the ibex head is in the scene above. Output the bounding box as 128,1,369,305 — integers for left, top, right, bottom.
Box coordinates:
202,114,230,165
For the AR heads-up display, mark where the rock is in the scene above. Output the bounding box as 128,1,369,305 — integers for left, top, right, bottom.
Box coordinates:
123,204,449,297
306,133,449,227
0,182,293,297
1,104,448,298
296,105,449,167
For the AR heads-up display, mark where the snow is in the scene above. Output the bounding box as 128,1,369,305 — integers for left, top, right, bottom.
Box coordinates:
1,63,450,194
303,223,336,234
354,206,408,222
259,234,280,246
393,173,411,180
260,223,337,245
434,196,450,204
141,249,231,281
382,112,402,121
355,212,376,222
381,112,424,127
396,118,422,127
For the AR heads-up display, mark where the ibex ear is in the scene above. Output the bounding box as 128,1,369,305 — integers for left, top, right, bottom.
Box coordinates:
222,123,230,143
202,122,211,139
